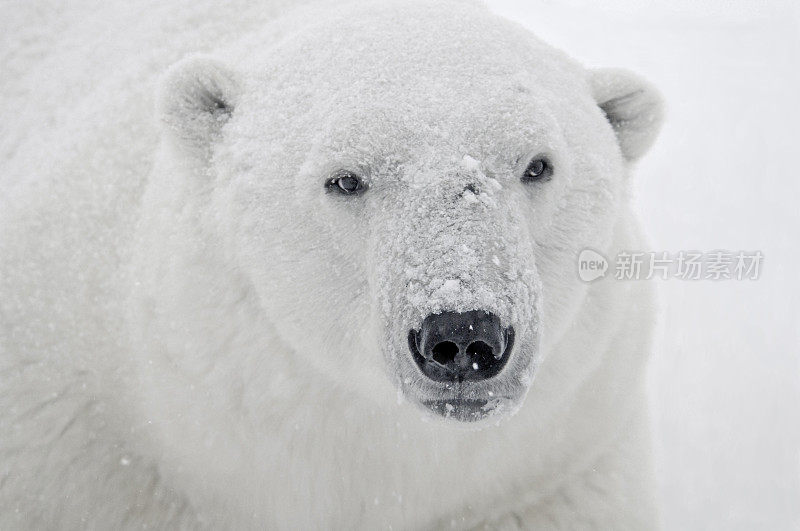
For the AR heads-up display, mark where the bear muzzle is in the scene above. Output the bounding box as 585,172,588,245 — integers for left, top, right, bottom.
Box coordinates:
403,310,525,423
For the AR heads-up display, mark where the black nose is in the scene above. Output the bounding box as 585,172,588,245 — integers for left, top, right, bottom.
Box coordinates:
408,310,515,382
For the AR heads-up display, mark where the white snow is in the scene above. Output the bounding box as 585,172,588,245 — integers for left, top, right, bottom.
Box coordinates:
460,154,482,171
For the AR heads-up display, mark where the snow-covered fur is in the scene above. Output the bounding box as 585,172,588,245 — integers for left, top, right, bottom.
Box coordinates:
0,0,663,528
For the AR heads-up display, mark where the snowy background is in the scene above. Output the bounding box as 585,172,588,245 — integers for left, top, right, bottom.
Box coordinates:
487,1,800,529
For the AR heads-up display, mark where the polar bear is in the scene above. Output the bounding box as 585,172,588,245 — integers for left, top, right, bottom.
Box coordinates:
0,0,663,529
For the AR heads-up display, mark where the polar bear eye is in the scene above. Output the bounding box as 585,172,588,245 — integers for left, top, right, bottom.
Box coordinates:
326,170,366,196
522,157,553,183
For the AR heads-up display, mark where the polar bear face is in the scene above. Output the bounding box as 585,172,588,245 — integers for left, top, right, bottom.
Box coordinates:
157,1,662,424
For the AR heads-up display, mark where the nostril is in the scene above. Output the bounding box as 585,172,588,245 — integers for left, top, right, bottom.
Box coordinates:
409,312,514,383
431,341,459,365
466,341,494,369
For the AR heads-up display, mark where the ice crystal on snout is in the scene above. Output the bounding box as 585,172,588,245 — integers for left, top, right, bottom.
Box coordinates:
460,154,481,172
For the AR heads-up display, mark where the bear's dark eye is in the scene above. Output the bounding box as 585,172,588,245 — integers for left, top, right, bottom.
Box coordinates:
522,157,553,183
325,170,366,196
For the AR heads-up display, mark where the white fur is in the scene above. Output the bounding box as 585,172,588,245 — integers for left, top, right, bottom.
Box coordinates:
0,1,663,528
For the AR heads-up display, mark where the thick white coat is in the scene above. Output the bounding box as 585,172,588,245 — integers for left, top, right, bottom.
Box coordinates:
0,1,663,528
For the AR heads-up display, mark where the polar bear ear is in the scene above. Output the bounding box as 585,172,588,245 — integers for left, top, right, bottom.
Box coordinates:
590,68,664,162
158,56,239,155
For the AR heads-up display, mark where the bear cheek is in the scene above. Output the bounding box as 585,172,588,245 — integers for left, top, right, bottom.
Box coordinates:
232,184,386,385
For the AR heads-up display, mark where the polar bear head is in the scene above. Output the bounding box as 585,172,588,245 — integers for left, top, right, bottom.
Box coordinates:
149,0,662,427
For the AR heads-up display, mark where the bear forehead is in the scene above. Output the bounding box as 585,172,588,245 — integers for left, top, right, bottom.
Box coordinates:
243,1,586,113
233,3,589,161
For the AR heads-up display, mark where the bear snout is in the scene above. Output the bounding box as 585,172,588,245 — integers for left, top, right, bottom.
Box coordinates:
407,310,515,383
